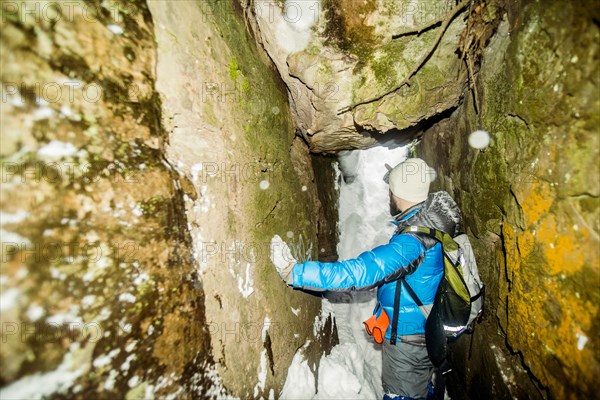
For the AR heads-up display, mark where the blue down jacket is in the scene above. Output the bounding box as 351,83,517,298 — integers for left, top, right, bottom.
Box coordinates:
292,191,463,339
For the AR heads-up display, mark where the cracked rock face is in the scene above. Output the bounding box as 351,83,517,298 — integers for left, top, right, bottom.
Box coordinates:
250,0,469,153
148,1,335,398
0,1,215,397
1,0,336,398
419,2,600,399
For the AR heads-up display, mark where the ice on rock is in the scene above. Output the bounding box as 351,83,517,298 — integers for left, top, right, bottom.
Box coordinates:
107,24,124,35
37,140,78,159
280,350,316,399
281,144,409,399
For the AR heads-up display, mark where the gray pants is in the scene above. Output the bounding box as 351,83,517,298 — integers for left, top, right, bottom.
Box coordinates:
382,340,434,399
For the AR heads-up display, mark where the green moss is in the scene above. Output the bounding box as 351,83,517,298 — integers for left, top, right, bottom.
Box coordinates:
202,102,218,126
228,57,240,81
321,0,379,60
138,195,169,216
382,0,400,16
241,77,250,94
371,50,398,84
203,3,322,343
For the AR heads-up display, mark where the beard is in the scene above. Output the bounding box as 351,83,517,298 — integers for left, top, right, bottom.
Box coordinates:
389,195,401,216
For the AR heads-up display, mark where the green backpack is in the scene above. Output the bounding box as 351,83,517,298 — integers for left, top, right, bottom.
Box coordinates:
399,226,485,374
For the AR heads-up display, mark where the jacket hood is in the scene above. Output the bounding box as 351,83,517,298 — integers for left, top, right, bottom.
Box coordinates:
395,191,463,236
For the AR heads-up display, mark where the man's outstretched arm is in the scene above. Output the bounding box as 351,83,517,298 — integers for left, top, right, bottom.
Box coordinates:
287,235,425,291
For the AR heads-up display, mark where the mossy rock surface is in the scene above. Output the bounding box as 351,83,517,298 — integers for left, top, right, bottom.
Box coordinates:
419,1,599,398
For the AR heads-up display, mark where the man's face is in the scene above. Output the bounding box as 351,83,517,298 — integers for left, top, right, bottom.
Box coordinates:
389,191,401,216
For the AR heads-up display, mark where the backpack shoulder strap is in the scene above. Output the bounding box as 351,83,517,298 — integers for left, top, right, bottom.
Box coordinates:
390,280,402,345
401,226,461,254
402,279,432,319
401,226,444,242
389,227,442,345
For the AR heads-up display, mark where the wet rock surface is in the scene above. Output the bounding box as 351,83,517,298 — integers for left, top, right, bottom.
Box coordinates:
419,1,599,398
1,1,217,397
2,0,598,398
1,0,336,398
148,0,335,397
250,0,470,153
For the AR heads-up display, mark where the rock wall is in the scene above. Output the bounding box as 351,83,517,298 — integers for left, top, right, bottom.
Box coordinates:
1,0,335,398
0,1,215,397
250,0,470,153
148,0,336,397
418,1,599,398
250,0,598,397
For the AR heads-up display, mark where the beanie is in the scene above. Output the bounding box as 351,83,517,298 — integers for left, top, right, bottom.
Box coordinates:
386,158,436,203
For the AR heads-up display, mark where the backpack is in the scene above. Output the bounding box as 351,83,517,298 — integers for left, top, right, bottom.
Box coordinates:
395,226,485,374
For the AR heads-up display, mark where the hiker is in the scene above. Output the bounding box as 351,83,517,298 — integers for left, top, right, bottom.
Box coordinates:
276,158,464,400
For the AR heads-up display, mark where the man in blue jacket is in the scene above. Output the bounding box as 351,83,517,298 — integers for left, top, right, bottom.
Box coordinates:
276,158,463,400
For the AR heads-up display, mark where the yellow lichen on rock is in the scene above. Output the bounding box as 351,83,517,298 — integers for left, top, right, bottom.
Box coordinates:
517,179,554,228
536,214,585,275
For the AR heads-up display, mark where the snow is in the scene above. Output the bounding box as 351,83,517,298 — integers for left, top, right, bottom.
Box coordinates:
0,344,87,400
0,211,29,225
237,263,254,299
32,106,54,121
191,163,203,183
128,375,140,388
253,316,273,397
120,353,137,372
119,321,132,334
58,105,82,121
261,316,271,342
81,295,96,309
0,288,21,312
281,144,409,399
15,268,27,280
26,304,45,321
107,24,124,35
254,349,268,398
200,364,235,399
103,369,119,391
576,332,588,350
312,305,329,337
280,350,315,399
37,140,78,159
118,292,137,303
133,272,150,286
317,344,364,398
93,348,120,369
229,254,254,298
0,229,31,246
8,92,25,108
46,305,83,326
131,203,143,217
256,0,320,54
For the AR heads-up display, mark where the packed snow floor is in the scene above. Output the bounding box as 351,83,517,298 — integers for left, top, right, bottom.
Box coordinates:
281,145,409,399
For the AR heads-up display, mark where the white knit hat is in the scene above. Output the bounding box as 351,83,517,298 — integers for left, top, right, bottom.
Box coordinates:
385,158,436,203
